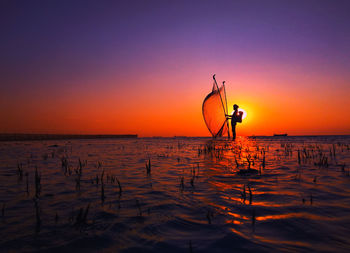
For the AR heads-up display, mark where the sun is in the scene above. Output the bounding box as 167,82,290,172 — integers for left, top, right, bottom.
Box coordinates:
230,108,247,120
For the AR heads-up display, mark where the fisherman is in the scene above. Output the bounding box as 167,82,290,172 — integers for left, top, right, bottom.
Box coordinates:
226,104,243,140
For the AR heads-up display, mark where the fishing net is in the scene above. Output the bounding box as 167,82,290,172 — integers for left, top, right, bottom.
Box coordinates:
202,82,228,138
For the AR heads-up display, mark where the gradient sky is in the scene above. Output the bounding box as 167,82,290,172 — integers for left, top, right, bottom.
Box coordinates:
1,0,350,136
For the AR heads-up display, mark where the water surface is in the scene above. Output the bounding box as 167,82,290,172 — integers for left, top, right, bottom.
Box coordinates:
0,136,350,252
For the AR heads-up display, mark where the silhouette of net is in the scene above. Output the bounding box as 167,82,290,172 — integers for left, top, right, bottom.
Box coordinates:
202,82,228,137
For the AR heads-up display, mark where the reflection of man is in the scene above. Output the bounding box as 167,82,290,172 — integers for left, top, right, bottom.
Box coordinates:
226,104,243,140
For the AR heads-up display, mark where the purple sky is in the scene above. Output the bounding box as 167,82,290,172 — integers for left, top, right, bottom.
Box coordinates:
1,0,350,135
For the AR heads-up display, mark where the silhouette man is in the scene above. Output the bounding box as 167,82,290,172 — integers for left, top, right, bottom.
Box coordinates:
226,104,243,140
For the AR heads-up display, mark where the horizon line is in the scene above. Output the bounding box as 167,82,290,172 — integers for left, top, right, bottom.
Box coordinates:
0,133,350,142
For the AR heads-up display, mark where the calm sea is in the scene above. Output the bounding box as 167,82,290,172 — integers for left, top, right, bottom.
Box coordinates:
0,136,350,252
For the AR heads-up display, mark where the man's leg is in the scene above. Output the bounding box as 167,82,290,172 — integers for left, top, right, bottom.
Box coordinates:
232,125,236,140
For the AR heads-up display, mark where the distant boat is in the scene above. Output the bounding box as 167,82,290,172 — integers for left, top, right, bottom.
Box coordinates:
273,133,288,136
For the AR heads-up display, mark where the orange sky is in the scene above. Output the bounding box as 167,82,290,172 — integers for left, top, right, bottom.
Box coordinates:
2,66,350,137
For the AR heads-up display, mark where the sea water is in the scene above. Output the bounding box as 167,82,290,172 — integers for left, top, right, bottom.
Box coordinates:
0,136,350,252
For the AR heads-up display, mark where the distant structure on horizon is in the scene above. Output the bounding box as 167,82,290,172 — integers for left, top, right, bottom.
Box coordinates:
273,133,288,137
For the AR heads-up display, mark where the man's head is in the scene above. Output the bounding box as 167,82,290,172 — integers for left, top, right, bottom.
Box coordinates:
233,104,239,110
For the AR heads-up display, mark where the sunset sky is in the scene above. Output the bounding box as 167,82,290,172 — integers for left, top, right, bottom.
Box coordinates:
1,0,350,137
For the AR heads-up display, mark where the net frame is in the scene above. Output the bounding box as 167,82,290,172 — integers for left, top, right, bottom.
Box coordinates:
202,75,230,138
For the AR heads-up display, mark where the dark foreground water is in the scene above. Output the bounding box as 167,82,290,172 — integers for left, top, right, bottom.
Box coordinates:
0,136,350,252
